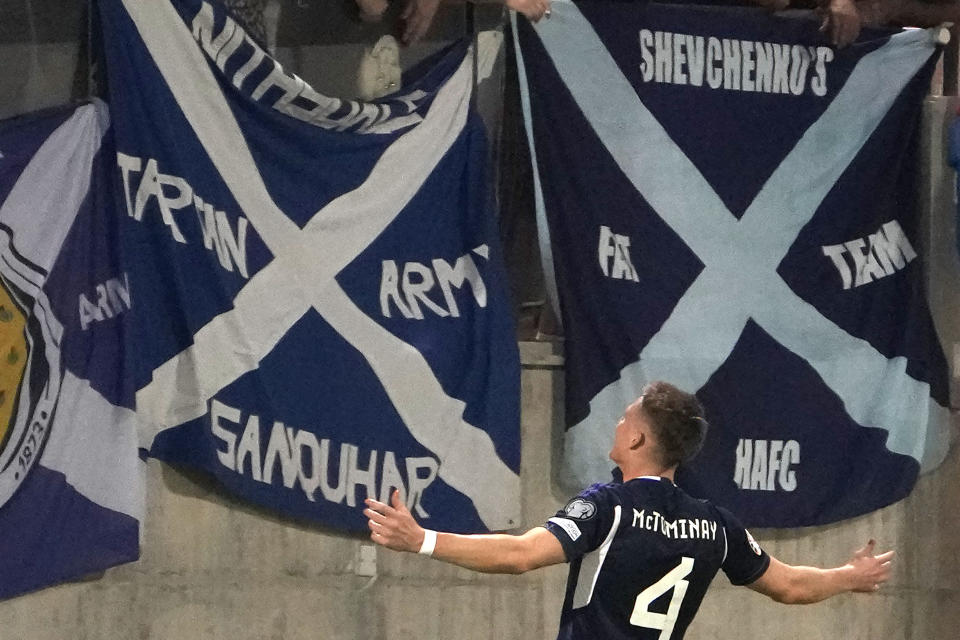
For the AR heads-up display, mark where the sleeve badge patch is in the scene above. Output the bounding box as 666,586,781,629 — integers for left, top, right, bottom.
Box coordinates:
563,498,597,520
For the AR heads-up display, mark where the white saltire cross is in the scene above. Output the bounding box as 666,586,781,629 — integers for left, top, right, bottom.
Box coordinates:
124,0,519,529
523,3,951,487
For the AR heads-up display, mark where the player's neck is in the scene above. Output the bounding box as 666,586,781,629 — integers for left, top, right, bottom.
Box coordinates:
619,460,676,483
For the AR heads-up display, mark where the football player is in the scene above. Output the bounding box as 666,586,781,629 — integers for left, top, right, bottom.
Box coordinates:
365,381,893,640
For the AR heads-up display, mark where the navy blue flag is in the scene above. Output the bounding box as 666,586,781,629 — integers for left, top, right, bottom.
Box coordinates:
99,0,521,533
0,101,143,599
516,1,950,526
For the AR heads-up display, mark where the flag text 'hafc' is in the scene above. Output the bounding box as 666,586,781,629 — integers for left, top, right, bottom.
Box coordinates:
734,439,800,491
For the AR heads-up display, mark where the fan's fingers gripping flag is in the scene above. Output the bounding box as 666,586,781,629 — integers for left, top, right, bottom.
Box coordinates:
0,101,143,600
98,0,521,533
516,1,951,526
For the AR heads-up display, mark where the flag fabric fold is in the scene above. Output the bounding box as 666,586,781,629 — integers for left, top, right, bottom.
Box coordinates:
0,100,143,600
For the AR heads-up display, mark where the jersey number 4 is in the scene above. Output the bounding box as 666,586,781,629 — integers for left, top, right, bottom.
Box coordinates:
629,557,694,639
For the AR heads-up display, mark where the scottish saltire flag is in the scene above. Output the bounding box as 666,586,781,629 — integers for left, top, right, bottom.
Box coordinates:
98,0,520,533
0,101,143,599
516,2,951,526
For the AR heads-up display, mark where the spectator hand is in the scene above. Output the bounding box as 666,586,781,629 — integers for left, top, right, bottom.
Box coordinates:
402,0,441,45
855,0,894,28
845,539,895,592
355,0,389,22
365,489,425,553
820,0,862,48
507,0,552,23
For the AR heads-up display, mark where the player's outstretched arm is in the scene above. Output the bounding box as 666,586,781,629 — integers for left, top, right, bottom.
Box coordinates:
747,540,894,604
364,490,567,574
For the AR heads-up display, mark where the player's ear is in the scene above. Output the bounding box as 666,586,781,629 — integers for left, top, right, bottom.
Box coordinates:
630,432,645,450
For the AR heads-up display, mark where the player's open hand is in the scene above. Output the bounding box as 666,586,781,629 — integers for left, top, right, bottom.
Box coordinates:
846,539,895,592
365,489,425,553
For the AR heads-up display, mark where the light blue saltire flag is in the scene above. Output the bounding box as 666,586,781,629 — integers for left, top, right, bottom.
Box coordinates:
98,0,521,533
0,101,143,599
516,1,951,526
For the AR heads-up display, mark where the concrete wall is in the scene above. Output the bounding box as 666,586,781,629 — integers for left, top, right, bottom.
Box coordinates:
0,345,568,640
2,339,958,640
2,31,960,640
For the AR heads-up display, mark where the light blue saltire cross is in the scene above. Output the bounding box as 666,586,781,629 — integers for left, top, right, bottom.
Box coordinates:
523,2,952,488
123,0,519,529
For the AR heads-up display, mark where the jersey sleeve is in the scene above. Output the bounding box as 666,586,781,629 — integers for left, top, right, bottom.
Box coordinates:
717,506,770,586
543,484,619,562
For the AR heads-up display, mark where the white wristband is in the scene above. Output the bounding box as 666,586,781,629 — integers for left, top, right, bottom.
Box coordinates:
418,529,438,556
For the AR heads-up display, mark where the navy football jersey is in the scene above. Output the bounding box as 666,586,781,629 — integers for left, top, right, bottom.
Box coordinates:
544,477,770,640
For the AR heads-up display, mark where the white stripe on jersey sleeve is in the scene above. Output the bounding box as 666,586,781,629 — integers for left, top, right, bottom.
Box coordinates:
548,517,583,541
721,524,728,564
572,505,622,609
